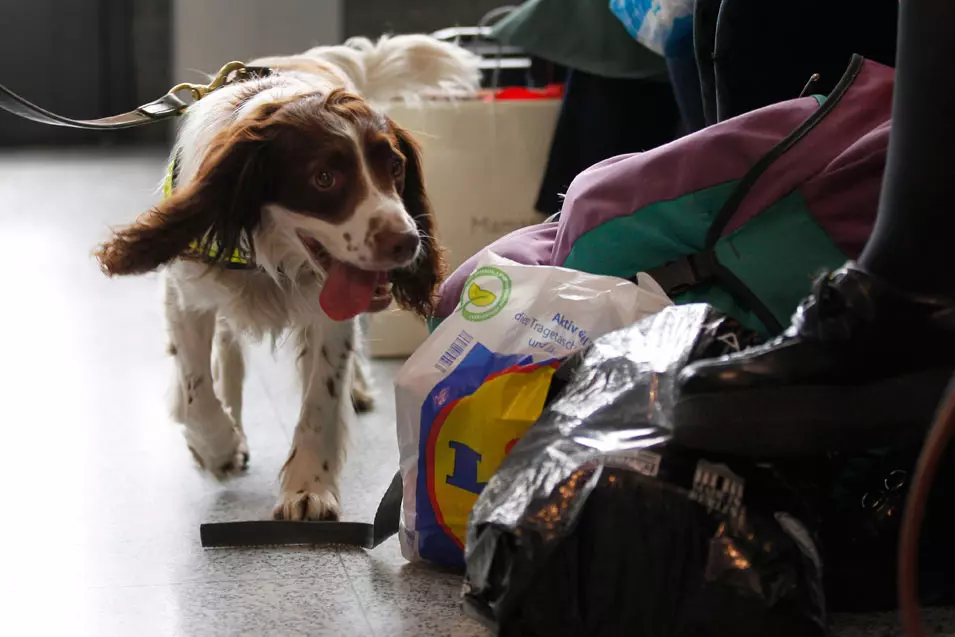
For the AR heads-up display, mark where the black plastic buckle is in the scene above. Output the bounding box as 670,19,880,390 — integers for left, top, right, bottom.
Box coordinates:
643,251,720,297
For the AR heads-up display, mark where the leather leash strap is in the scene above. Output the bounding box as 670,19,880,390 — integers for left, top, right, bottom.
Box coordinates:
199,471,403,549
0,62,272,131
0,86,188,130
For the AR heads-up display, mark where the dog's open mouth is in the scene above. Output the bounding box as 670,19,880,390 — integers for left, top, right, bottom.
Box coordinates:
298,232,393,321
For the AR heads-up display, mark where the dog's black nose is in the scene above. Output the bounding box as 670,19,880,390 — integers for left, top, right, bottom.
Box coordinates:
382,231,420,264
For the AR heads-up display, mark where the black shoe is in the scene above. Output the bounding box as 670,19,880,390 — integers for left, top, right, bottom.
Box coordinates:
672,264,955,457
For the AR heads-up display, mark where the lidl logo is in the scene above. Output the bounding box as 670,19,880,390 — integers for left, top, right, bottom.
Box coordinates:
460,266,511,322
425,361,557,549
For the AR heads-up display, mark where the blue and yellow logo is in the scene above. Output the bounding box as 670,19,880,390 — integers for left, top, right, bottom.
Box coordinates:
416,345,559,562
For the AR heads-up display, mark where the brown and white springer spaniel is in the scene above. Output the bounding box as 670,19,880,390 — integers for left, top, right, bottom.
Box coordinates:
95,35,479,521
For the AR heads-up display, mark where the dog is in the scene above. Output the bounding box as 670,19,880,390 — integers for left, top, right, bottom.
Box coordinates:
94,35,480,521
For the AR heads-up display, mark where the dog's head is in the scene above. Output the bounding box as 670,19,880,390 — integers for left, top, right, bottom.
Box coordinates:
96,89,445,320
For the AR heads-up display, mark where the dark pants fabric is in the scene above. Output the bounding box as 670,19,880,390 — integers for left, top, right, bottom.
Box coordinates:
665,54,707,135
535,69,679,215
694,0,898,124
860,0,955,296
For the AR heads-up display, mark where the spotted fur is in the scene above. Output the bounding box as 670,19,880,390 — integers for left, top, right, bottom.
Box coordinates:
94,35,479,519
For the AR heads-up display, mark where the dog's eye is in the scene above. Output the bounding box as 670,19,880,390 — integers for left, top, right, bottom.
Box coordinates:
314,171,336,190
390,157,403,178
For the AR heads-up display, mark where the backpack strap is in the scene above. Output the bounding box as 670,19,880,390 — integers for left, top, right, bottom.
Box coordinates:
641,250,720,297
199,471,402,549
637,54,866,334
703,54,864,248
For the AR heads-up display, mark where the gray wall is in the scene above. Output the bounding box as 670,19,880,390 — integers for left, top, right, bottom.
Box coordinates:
0,0,172,146
0,0,500,146
173,0,503,79
173,0,343,84
345,0,508,38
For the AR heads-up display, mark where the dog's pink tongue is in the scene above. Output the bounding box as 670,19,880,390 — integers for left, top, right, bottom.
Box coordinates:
320,262,379,321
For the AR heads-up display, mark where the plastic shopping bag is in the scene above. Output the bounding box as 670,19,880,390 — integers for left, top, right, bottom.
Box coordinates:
394,252,673,566
609,0,695,57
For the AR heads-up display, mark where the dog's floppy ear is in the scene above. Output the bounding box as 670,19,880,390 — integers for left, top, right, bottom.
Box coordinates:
388,122,447,317
95,108,279,277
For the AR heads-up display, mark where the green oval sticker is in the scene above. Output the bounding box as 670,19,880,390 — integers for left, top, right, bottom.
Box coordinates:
459,266,512,322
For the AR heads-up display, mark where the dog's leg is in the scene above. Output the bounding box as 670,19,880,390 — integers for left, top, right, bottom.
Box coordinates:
274,317,354,520
212,318,245,434
165,280,248,476
350,329,375,414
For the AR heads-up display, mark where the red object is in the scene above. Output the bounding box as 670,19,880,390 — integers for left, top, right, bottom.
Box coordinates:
482,83,565,102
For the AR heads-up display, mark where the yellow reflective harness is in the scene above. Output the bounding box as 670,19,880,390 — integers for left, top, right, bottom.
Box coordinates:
156,61,271,271
165,154,257,270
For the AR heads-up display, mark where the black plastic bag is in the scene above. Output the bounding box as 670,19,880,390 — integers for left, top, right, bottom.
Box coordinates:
463,304,826,636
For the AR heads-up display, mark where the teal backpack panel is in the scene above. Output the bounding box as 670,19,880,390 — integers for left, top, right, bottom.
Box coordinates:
562,183,846,335
715,190,848,329
561,181,736,276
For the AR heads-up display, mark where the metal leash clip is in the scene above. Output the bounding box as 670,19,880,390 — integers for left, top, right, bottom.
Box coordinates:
168,61,250,103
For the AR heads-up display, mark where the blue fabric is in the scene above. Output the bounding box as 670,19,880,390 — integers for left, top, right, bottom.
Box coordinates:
609,0,695,57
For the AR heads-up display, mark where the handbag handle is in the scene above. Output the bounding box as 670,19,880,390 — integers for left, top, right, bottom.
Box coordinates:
431,6,531,92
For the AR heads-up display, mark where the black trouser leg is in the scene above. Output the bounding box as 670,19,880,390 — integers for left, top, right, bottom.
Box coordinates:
860,0,955,296
710,0,897,121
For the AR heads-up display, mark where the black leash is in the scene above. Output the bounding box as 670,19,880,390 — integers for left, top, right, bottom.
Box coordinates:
200,471,403,549
0,86,188,130
0,61,272,130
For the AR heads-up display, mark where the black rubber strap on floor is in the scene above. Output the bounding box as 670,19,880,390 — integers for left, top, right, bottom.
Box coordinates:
199,471,403,549
0,85,187,130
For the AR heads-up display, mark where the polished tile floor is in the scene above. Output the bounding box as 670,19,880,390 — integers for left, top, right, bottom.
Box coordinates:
1,150,952,636
0,150,482,636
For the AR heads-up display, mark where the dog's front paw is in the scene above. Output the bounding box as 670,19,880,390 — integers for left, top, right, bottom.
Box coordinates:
184,425,249,478
351,384,375,414
275,445,340,520
273,487,340,521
